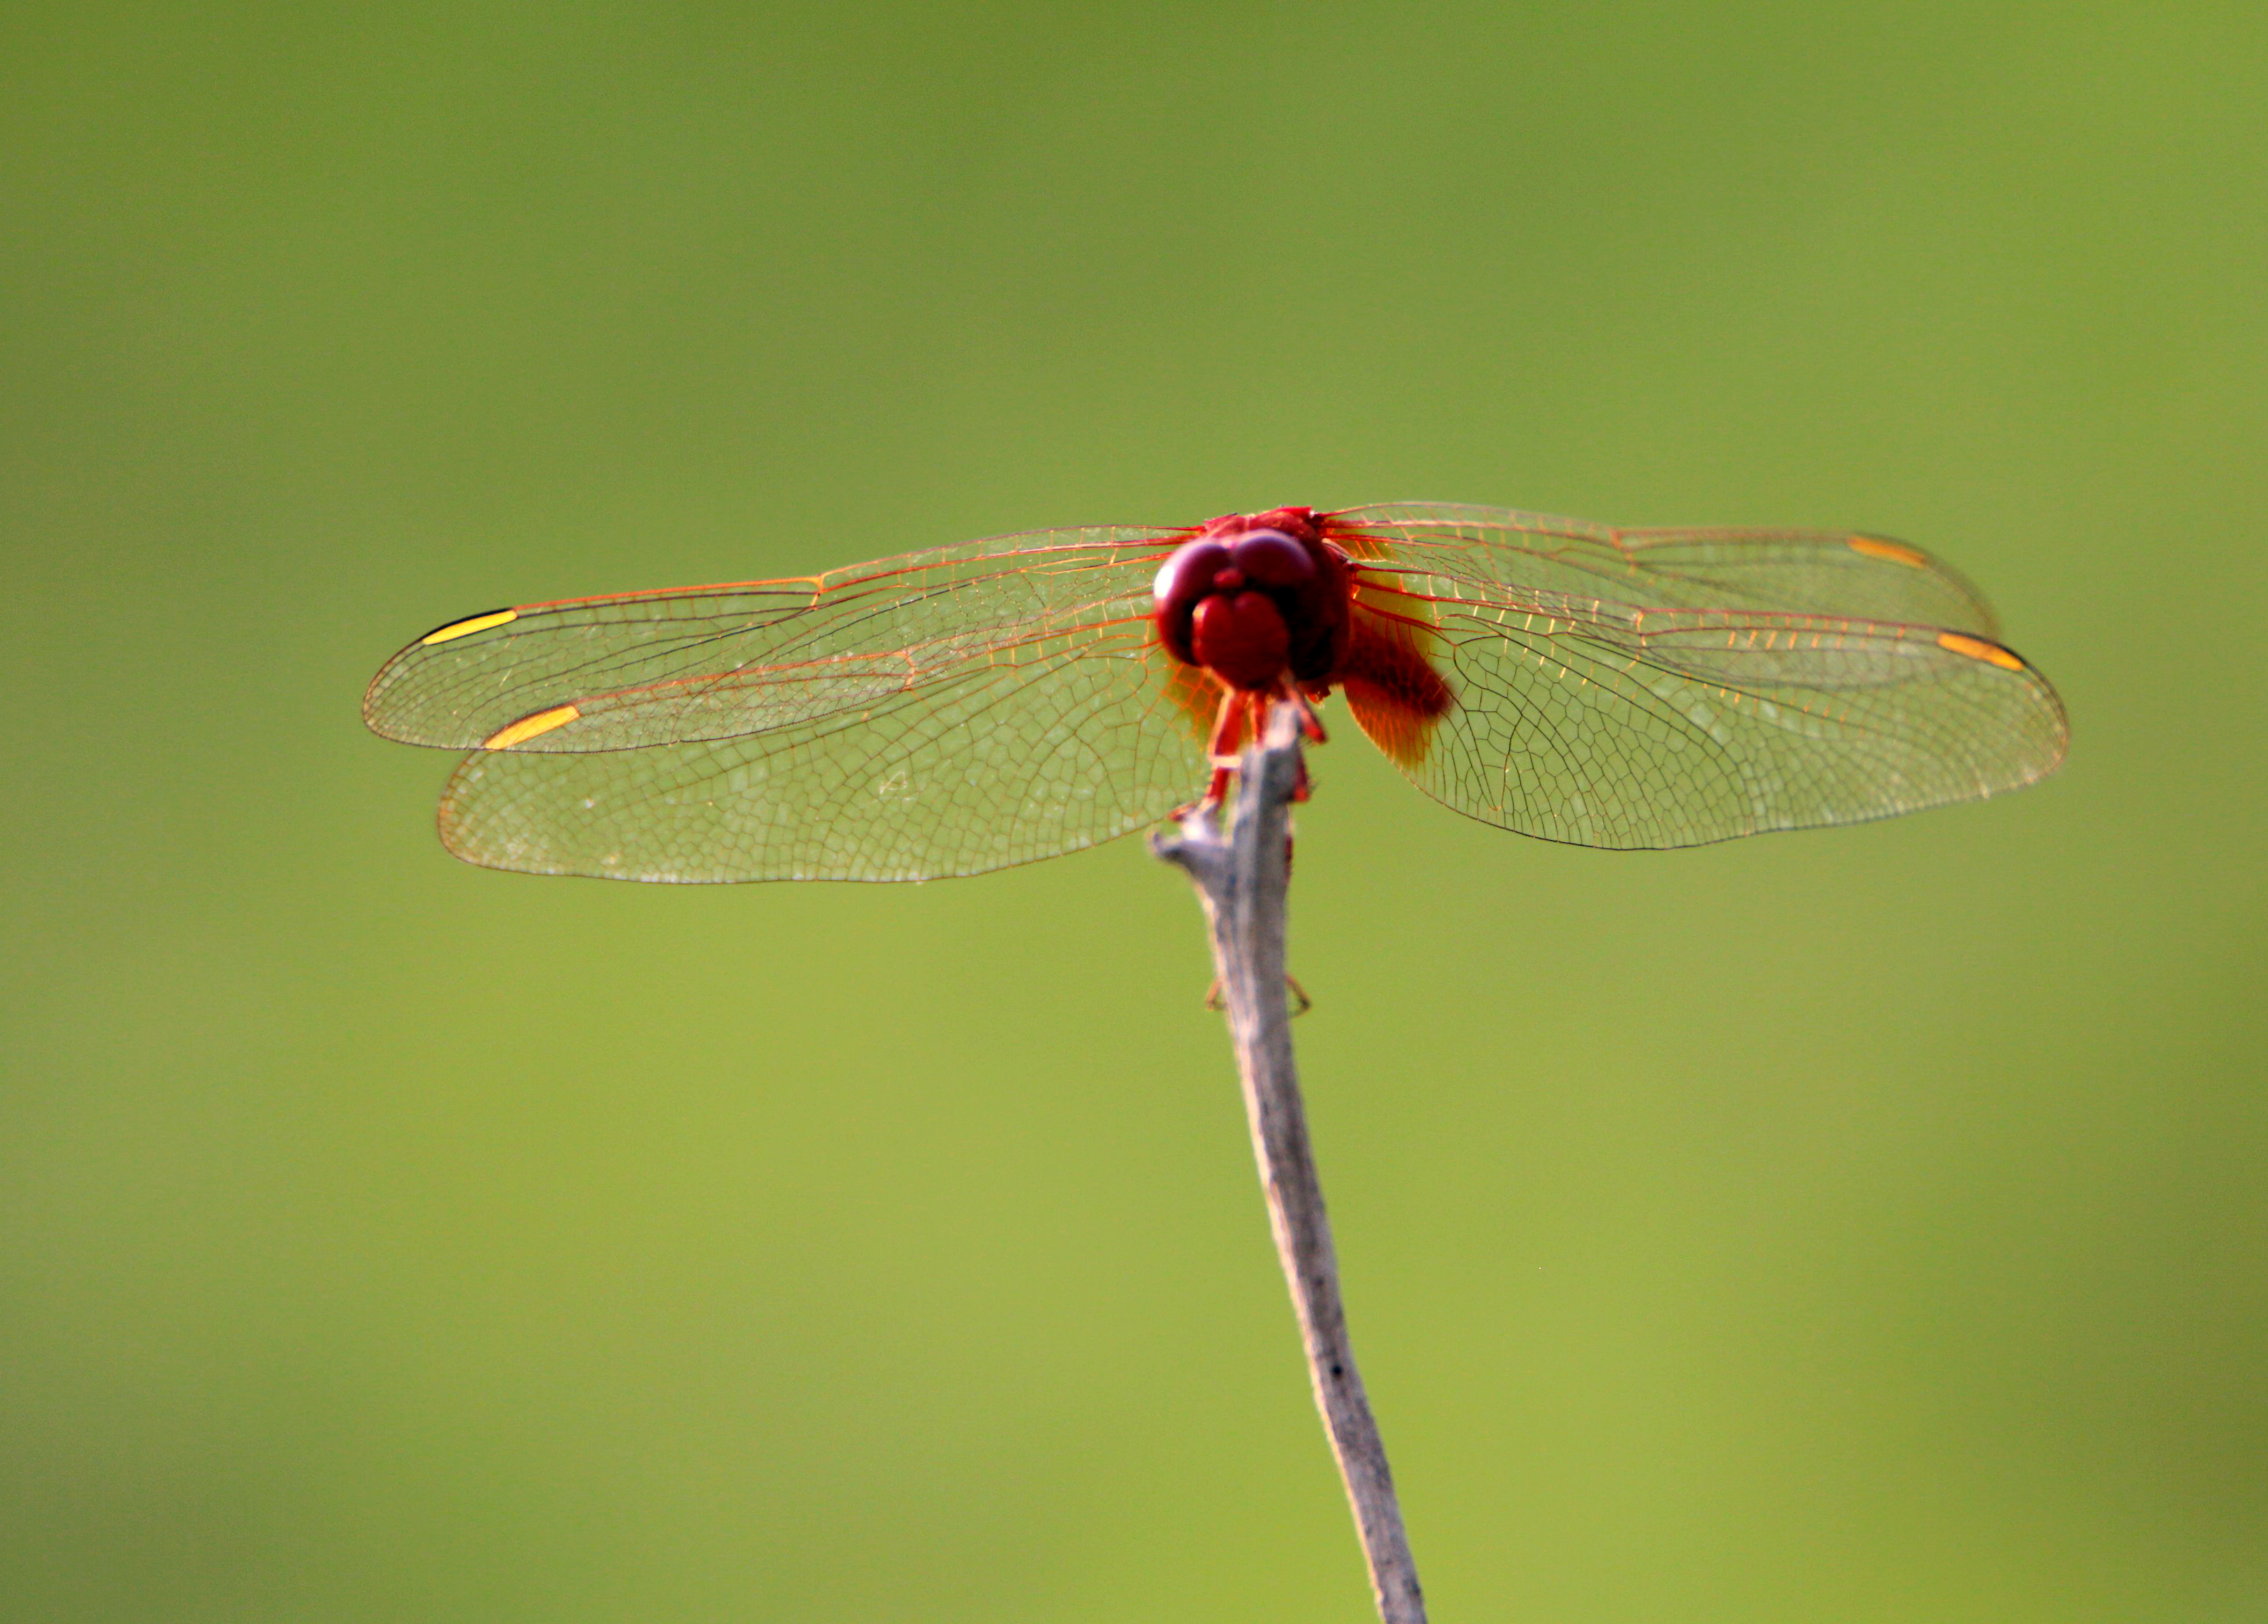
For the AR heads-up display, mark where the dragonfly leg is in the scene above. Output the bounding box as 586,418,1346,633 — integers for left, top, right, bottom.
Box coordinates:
1171,691,1254,818
1280,680,1329,744
1207,689,1253,761
1176,685,1315,819
1276,684,1322,804
1202,974,1313,1016
1171,762,1238,822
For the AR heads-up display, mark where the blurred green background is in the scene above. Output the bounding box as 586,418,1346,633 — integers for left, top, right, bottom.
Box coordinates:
4,2,2263,1620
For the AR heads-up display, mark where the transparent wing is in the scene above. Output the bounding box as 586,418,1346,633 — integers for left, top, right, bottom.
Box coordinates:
1330,506,2067,849
364,526,1189,750
436,639,1213,881
364,526,1222,881
1336,502,2004,637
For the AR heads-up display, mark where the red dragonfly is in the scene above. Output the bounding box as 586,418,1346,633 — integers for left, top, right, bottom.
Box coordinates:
364,504,2067,882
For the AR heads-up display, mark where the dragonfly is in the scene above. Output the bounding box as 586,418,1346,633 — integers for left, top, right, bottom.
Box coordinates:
363,503,2067,882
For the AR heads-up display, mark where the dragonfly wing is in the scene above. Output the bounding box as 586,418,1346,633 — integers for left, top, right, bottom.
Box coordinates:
1330,507,2066,848
367,523,1224,881
1336,502,2004,637
364,526,1189,751
436,639,1215,882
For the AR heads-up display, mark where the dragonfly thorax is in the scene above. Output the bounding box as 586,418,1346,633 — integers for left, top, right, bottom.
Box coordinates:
1151,508,1353,691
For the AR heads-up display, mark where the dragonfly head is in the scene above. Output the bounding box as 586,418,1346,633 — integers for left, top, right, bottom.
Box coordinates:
1152,508,1353,691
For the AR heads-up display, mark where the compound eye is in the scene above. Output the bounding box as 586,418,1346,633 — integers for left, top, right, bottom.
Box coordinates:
1153,540,1232,615
1231,529,1316,588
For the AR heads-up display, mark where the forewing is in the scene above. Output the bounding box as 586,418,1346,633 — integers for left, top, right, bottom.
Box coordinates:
364,526,1186,751
1333,506,2066,848
366,524,1222,881
1336,502,2002,636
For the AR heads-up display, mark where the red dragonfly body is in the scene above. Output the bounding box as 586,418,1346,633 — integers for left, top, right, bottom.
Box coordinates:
365,503,2066,882
1150,506,1453,804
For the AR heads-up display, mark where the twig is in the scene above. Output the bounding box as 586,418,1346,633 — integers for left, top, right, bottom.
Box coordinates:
1152,706,1427,1624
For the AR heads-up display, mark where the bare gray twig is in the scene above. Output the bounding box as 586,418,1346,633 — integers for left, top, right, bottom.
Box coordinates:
1152,706,1426,1624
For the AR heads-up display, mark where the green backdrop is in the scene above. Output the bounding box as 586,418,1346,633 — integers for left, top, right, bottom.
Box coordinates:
5,3,2262,1620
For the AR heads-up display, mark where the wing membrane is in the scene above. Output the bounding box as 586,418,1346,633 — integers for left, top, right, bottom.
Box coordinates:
368,505,2065,875
437,640,1211,881
365,525,1222,881
1335,507,2065,848
1336,502,2002,636
363,526,1186,751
